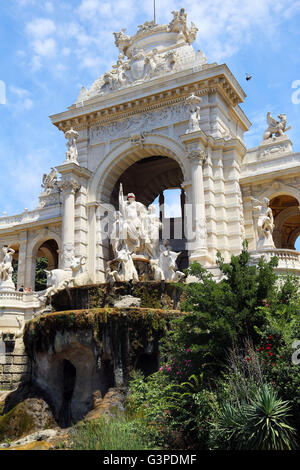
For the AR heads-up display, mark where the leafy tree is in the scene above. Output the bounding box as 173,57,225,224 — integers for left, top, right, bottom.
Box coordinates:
35,257,48,291
160,242,279,379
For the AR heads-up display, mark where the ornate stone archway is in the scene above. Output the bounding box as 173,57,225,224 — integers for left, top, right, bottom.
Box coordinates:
88,133,188,205
86,135,190,282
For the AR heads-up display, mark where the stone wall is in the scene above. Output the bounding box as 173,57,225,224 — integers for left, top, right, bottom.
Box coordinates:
0,338,29,391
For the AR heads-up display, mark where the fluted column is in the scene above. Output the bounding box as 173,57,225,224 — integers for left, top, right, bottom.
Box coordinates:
87,202,98,283
186,149,211,265
60,179,80,269
17,235,27,289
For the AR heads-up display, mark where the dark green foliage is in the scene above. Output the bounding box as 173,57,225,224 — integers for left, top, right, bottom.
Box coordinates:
35,257,48,292
160,242,279,379
127,370,218,449
70,415,148,450
215,384,297,450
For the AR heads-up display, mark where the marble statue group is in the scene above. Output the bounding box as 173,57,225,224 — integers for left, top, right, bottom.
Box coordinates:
106,184,185,282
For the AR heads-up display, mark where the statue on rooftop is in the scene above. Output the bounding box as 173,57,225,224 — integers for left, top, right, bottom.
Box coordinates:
41,167,58,194
263,112,291,140
169,8,187,35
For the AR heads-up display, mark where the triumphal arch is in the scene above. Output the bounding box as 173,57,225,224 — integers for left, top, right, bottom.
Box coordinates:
0,8,300,353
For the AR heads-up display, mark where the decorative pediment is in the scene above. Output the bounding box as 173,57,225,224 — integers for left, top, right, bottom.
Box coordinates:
76,9,207,102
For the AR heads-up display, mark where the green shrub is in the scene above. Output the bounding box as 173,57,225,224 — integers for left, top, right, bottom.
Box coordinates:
215,384,297,450
70,415,148,450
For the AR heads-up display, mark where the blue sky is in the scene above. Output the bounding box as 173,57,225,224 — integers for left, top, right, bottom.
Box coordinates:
0,0,300,219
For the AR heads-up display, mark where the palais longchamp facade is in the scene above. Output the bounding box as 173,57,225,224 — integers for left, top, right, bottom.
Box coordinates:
0,8,300,389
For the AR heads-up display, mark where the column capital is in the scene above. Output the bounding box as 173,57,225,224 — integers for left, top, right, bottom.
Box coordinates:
58,178,80,194
186,149,207,164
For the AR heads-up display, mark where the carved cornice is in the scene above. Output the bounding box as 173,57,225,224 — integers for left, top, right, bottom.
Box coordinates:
51,71,244,133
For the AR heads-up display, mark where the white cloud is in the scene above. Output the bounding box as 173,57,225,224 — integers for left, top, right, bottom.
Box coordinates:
26,18,56,38
8,86,34,112
77,0,101,20
32,37,56,57
10,86,29,98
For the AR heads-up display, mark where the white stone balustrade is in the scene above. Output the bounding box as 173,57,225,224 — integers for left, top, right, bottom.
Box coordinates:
250,248,300,275
0,290,44,331
0,205,61,229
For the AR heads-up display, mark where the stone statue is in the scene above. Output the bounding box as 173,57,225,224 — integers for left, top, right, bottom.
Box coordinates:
263,112,291,140
138,20,156,33
251,197,275,249
186,22,198,44
145,205,162,258
118,184,148,254
0,246,15,290
169,8,187,35
65,127,79,162
185,94,202,133
113,29,130,55
106,185,184,283
41,167,58,193
159,248,185,282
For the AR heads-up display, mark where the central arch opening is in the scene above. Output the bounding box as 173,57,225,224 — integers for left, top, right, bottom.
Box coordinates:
108,155,187,270
270,195,300,249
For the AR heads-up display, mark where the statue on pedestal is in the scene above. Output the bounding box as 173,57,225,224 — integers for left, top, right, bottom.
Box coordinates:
185,94,202,134
0,246,15,291
263,112,291,140
65,128,79,163
251,197,275,249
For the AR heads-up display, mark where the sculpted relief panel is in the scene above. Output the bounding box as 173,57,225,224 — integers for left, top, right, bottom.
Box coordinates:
89,103,189,144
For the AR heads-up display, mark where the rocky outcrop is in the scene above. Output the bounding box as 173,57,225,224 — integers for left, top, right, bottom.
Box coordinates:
0,397,57,443
23,307,182,427
50,281,184,312
84,387,126,421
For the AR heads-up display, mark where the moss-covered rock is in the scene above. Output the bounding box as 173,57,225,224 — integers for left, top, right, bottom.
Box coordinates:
24,307,181,358
23,307,184,425
50,282,185,312
0,398,57,443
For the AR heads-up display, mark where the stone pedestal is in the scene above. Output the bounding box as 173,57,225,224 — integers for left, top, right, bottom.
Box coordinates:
0,280,15,292
258,135,293,159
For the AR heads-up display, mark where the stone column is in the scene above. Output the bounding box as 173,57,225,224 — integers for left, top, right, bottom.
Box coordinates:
186,149,211,265
180,188,186,238
87,202,98,283
17,235,27,289
60,179,80,269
